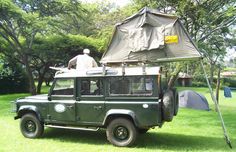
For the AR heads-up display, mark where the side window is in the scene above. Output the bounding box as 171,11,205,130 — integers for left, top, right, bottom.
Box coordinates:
109,76,153,96
110,77,130,94
51,79,74,96
81,78,103,96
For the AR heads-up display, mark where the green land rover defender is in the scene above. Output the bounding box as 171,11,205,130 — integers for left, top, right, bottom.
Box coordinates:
13,66,178,147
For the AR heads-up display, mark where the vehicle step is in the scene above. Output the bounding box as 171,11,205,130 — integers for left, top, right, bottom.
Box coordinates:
45,125,99,131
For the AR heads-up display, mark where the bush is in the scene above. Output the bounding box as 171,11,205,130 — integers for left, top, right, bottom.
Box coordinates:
222,78,236,87
0,61,29,94
191,81,208,87
190,74,208,87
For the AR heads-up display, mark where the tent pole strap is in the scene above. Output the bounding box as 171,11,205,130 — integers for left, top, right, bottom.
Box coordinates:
200,60,232,148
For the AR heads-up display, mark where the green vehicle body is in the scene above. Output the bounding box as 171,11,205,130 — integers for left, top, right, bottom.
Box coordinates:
13,66,178,146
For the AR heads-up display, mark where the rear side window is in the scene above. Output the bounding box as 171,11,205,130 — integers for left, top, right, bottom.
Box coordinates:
80,78,103,96
109,76,153,96
51,79,74,95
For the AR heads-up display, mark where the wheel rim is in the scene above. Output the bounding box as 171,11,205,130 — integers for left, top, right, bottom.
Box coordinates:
25,120,36,133
114,126,129,141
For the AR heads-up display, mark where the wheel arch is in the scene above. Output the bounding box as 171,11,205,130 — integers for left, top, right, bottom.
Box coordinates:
15,105,42,122
103,109,138,127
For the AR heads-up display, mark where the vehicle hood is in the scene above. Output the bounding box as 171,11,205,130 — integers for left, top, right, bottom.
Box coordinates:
17,94,48,102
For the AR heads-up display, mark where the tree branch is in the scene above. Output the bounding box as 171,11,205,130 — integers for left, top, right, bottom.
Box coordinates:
0,23,23,50
198,18,236,42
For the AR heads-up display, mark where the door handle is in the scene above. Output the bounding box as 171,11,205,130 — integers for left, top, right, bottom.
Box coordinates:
67,105,74,109
94,106,102,110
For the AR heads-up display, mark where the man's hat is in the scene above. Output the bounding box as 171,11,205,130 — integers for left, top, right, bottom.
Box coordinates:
83,48,90,54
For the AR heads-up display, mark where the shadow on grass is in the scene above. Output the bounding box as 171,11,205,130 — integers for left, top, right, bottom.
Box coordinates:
136,132,232,151
43,128,108,145
43,128,231,151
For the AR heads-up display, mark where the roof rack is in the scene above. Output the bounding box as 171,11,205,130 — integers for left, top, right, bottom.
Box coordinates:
50,64,161,78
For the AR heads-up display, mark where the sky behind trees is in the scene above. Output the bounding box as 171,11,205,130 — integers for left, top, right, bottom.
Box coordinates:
81,0,131,7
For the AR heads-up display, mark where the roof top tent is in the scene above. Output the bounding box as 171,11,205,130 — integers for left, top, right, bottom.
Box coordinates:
100,7,232,148
100,7,202,64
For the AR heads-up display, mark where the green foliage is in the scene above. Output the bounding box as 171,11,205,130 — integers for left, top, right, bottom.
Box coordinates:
78,2,137,45
0,0,86,94
32,34,105,64
67,34,105,52
222,78,236,87
132,0,158,9
224,67,236,72
191,78,209,87
0,57,29,94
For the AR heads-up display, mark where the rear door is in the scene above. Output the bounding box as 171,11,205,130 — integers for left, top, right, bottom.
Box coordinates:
76,78,105,125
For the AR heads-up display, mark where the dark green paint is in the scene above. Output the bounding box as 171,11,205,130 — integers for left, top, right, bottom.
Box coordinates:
15,75,165,128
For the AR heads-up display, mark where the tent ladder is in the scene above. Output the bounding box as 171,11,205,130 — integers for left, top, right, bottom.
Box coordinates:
200,60,232,149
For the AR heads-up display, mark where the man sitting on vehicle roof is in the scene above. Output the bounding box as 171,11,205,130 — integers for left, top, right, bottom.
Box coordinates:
68,48,98,70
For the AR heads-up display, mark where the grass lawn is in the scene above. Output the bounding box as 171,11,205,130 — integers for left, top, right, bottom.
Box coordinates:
0,87,235,152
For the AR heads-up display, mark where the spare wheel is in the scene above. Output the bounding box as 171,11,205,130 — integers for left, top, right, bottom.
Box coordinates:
162,90,174,122
172,88,179,116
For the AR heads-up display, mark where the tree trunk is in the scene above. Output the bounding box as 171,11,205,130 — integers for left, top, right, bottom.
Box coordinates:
36,64,50,94
210,63,215,85
215,66,221,110
24,55,37,95
37,75,44,94
168,66,182,90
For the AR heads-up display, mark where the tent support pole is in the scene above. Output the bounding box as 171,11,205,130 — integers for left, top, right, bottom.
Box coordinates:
122,63,126,76
200,60,232,148
102,64,106,75
142,62,146,75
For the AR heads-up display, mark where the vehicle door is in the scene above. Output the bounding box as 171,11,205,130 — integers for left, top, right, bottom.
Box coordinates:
76,77,105,125
48,78,76,122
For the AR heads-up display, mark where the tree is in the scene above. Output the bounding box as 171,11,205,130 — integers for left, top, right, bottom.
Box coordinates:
31,34,104,94
74,1,137,45
0,0,38,94
0,0,83,94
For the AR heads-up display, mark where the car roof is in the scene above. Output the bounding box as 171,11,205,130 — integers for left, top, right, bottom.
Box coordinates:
54,66,161,78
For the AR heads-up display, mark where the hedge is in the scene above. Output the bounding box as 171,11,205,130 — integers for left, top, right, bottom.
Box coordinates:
0,63,29,94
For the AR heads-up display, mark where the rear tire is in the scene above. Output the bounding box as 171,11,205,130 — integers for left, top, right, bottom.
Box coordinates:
20,114,44,138
106,118,137,147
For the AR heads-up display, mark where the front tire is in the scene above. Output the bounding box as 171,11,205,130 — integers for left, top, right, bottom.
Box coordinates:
20,114,44,138
106,118,137,147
